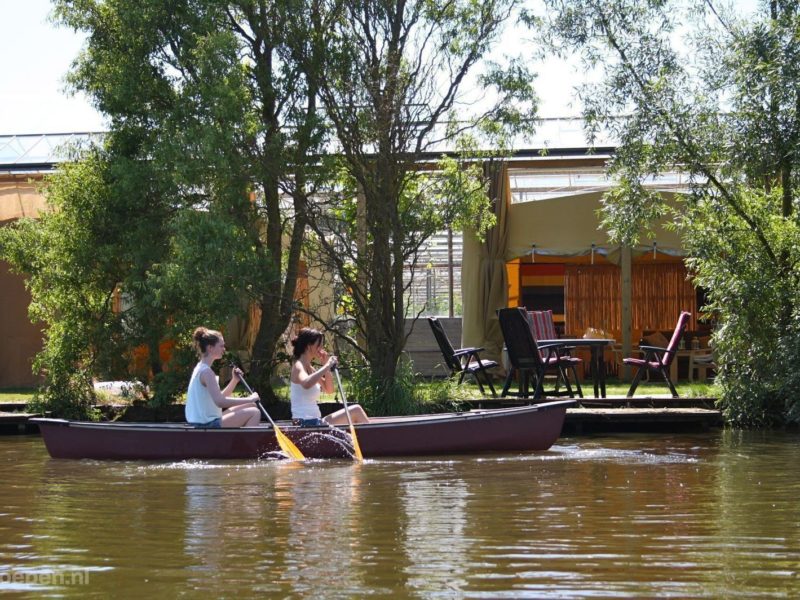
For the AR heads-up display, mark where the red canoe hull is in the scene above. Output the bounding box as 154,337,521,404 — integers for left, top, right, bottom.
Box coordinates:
32,401,573,460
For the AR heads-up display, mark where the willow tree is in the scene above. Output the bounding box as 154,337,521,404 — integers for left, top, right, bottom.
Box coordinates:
297,0,537,414
28,0,330,405
538,0,800,425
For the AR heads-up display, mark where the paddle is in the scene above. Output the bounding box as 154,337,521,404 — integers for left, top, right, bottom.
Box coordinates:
232,365,305,461
331,365,364,461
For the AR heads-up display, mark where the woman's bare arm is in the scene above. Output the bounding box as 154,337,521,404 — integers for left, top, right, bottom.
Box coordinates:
201,368,257,408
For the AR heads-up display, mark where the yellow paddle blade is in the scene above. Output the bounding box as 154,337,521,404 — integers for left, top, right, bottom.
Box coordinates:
349,424,364,461
274,425,305,461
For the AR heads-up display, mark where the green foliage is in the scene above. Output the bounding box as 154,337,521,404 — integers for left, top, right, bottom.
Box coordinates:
416,375,471,413
6,0,535,418
27,369,99,422
540,0,800,426
0,146,252,415
306,0,536,414
343,357,469,416
599,172,669,247
149,343,199,408
344,358,422,417
682,187,800,426
0,0,347,415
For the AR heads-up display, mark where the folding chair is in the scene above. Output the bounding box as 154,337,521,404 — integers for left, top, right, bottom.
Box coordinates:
427,317,497,397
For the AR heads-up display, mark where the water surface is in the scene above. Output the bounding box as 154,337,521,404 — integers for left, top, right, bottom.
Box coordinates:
1,431,799,597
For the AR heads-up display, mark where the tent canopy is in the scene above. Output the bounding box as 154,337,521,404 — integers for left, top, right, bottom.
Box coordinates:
505,190,685,261
0,180,47,224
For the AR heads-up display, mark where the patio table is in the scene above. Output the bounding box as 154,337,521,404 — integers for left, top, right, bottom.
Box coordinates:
538,338,615,398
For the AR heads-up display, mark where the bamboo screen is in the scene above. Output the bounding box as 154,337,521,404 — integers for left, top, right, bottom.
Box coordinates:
564,262,696,336
631,263,696,331
564,265,621,335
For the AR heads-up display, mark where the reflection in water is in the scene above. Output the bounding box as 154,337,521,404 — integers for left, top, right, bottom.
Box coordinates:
1,432,800,597
400,468,470,595
183,465,225,580
180,459,369,596
275,462,363,595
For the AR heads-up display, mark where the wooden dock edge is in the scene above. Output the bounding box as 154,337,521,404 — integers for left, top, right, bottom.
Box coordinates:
563,407,724,435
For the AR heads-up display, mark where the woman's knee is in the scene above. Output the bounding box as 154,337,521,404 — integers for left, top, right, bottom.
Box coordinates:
245,406,261,425
351,404,369,423
222,406,260,427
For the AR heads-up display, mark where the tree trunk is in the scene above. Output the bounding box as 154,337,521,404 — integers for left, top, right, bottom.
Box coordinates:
249,311,284,403
148,339,163,377
359,156,408,413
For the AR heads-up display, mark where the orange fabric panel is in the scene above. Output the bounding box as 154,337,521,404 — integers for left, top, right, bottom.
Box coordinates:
520,275,565,287
130,339,178,375
0,260,43,386
158,339,175,364
294,260,310,327
131,345,149,373
631,263,697,331
506,259,520,308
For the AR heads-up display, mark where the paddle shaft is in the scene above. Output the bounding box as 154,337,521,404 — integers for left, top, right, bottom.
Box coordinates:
331,366,354,426
332,366,364,460
232,366,306,460
234,369,278,428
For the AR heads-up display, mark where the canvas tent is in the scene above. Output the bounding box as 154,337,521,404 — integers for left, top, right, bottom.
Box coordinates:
462,170,688,366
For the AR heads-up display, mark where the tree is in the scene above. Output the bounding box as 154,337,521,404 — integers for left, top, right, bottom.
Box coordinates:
299,0,537,414
1,145,256,416
8,0,333,408
538,0,800,425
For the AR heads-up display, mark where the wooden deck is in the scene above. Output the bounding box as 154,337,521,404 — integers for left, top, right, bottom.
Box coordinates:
464,395,723,434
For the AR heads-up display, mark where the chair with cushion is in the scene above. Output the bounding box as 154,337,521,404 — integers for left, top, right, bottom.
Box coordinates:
497,307,582,400
528,309,559,341
623,311,692,397
528,309,583,393
427,317,497,397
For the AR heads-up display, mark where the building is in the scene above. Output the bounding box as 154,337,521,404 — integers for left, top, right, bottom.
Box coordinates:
1,122,700,385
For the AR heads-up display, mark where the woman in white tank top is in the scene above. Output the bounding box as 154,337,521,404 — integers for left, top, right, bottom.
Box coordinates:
290,328,369,427
186,327,262,428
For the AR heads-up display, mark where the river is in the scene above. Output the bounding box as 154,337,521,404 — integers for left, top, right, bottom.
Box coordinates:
1,431,799,598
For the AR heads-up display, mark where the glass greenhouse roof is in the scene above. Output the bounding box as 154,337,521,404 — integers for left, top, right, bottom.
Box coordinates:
509,167,692,203
0,133,103,172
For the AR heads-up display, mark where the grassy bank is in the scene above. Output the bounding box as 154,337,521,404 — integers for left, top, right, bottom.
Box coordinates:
411,378,720,401
0,388,36,403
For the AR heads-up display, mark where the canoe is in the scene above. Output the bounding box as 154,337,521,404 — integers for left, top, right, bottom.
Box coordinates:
32,400,574,460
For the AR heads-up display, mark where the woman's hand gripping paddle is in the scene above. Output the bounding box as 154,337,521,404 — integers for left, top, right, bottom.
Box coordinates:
331,366,364,461
233,365,305,461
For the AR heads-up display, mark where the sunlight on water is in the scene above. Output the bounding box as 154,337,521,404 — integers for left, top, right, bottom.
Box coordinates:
1,432,799,597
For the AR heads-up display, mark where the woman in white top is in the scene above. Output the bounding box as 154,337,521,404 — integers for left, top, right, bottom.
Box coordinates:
290,327,369,427
186,327,261,428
